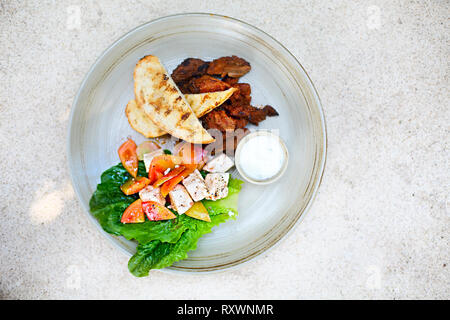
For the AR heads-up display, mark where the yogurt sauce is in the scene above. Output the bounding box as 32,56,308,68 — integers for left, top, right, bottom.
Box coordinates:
238,134,287,182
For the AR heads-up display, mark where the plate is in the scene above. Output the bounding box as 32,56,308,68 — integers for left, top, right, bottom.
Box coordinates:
68,13,327,273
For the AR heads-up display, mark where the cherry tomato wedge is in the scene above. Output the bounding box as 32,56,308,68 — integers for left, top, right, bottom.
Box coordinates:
121,199,145,223
120,176,151,195
142,201,176,221
152,166,185,188
160,164,197,197
118,139,138,178
148,155,182,184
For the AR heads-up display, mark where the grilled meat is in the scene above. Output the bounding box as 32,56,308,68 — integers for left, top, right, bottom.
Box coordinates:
207,55,251,78
186,75,230,94
171,58,209,83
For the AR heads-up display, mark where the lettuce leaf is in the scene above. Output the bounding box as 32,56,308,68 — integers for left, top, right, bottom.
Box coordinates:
89,162,243,276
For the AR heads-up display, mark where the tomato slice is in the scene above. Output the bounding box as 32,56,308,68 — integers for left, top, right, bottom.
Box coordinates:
118,139,138,178
160,164,197,197
142,201,176,221
152,166,185,188
120,176,151,195
148,155,182,184
121,199,145,223
185,202,211,222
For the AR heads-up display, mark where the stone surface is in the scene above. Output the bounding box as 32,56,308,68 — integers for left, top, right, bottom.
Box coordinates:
0,0,448,299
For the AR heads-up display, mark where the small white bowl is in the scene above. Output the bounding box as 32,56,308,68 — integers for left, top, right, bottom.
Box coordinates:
235,130,289,185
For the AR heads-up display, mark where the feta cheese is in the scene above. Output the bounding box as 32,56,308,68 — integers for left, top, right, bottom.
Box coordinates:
204,173,229,201
143,149,164,172
203,154,234,173
139,185,166,206
182,169,209,202
168,185,194,214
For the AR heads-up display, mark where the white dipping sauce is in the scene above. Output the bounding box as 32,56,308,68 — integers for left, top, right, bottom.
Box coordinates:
238,135,286,181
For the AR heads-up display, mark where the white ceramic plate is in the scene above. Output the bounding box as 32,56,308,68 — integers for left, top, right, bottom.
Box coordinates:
68,13,327,273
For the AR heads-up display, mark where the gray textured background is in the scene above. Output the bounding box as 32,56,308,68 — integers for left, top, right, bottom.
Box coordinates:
0,0,448,299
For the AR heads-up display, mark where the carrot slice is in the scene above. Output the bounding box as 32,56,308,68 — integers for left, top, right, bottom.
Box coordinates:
160,164,197,197
153,166,185,188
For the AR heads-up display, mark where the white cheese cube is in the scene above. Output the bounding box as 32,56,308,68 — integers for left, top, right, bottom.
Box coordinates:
139,185,166,206
168,184,194,214
182,169,209,202
205,173,229,201
203,154,234,173
143,149,164,172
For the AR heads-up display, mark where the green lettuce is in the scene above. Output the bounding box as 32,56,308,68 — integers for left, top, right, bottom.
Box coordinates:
89,162,243,277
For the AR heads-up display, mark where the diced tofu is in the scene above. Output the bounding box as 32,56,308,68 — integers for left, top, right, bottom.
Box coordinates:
182,169,209,202
143,149,164,172
203,154,234,173
168,185,194,214
205,173,229,201
139,185,166,206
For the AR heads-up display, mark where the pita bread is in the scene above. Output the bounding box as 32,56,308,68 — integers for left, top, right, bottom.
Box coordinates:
134,55,214,144
126,88,236,138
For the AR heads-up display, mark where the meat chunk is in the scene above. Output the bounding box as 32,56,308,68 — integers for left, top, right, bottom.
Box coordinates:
203,154,234,173
205,173,230,201
262,105,279,117
247,107,268,125
222,75,240,86
223,104,266,125
168,184,194,214
186,75,230,94
229,83,252,106
222,83,253,119
171,58,209,83
202,109,237,132
233,117,249,129
139,185,166,206
221,83,278,125
207,56,251,78
182,169,209,202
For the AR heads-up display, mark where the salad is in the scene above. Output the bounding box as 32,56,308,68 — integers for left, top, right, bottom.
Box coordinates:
89,139,242,277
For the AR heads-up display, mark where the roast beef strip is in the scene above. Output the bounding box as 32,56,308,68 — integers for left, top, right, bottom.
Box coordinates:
207,55,251,78
171,58,209,83
186,75,230,94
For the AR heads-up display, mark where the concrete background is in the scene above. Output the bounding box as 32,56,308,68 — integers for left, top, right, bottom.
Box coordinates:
0,0,448,299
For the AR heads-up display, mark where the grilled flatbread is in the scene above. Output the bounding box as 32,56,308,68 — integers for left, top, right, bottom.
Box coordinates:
185,88,236,118
134,55,214,144
126,100,165,138
126,88,236,138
